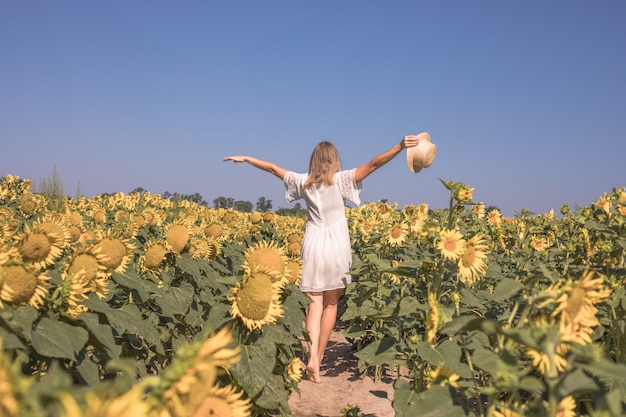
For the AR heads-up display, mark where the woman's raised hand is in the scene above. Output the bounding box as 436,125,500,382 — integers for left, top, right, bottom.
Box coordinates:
401,135,421,149
223,156,247,163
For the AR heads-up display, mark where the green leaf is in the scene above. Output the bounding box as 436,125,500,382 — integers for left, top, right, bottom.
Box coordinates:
254,373,291,412
231,337,276,398
354,336,398,368
393,382,468,417
417,343,445,367
440,316,478,336
31,318,88,359
559,368,599,397
492,278,523,301
76,356,100,386
78,312,120,357
152,281,194,317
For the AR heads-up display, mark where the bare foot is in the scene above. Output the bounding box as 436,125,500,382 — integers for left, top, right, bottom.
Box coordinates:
305,362,321,384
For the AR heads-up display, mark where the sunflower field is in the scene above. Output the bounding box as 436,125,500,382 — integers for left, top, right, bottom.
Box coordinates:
0,174,625,417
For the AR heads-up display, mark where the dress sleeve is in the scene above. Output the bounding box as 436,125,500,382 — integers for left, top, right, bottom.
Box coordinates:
283,171,307,203
338,168,362,206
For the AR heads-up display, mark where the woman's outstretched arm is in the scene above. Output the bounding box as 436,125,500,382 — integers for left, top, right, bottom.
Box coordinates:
223,156,288,180
354,135,422,182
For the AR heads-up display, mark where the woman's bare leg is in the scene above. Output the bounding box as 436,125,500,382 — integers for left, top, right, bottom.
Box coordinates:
304,292,323,383
317,288,343,365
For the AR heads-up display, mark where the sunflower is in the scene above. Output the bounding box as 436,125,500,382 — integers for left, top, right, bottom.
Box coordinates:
487,209,502,226
158,327,249,417
63,250,110,298
59,386,150,417
455,186,474,203
437,229,466,261
385,222,409,247
34,215,71,248
13,226,64,270
530,236,548,251
204,237,222,261
162,383,250,417
203,222,228,241
526,345,568,376
426,366,460,389
63,269,92,318
164,221,192,254
552,270,611,345
242,240,289,283
407,216,425,238
457,234,488,285
92,234,135,274
92,209,107,225
284,258,303,285
229,268,284,331
471,203,486,219
287,357,304,382
556,396,577,417
249,211,263,224
0,263,50,308
140,241,169,274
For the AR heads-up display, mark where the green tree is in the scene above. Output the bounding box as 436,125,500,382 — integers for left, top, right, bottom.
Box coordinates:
256,196,273,211
233,200,253,212
213,196,234,209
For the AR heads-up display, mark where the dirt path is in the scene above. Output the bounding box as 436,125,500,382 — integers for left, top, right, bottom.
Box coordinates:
288,324,396,417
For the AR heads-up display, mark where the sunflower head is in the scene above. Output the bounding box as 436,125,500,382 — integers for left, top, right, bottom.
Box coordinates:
287,357,303,382
93,236,135,273
457,234,488,285
242,240,289,283
0,264,50,308
204,223,226,240
437,229,466,261
229,268,284,331
141,242,169,273
165,222,191,254
249,211,263,224
385,222,409,247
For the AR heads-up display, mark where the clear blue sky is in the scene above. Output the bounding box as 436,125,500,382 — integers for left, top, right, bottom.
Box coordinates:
2,1,625,216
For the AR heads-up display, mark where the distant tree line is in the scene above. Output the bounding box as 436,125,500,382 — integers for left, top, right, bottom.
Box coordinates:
128,187,307,217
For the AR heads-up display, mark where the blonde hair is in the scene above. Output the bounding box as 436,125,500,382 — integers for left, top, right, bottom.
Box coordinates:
304,141,341,188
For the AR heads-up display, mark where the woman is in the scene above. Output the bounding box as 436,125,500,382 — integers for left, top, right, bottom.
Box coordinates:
224,135,422,383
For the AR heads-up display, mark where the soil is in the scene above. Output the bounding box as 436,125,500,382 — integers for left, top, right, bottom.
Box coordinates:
288,321,396,417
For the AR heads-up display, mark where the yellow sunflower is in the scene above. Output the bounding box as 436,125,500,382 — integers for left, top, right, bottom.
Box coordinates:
59,385,150,417
437,229,466,261
203,222,229,241
242,240,289,283
140,241,169,274
63,250,110,298
530,236,548,251
229,268,284,331
164,221,192,254
385,222,409,247
92,233,135,274
204,237,222,261
552,270,611,345
457,234,488,285
13,226,64,270
285,258,303,285
426,366,460,389
63,269,92,318
556,396,577,417
0,263,50,308
287,357,304,382
487,209,502,226
159,327,249,417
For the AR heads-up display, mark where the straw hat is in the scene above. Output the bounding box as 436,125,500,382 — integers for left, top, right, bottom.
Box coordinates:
406,132,437,173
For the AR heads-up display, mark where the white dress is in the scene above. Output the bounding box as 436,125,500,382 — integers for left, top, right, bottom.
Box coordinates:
284,169,362,293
